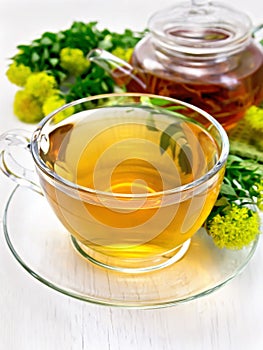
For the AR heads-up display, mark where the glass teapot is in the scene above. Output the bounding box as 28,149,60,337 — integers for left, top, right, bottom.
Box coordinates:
88,0,263,130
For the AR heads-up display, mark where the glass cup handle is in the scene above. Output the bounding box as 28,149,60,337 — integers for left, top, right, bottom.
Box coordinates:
0,129,43,195
252,24,263,44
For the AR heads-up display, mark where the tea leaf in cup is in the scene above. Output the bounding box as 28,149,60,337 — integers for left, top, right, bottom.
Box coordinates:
178,144,193,175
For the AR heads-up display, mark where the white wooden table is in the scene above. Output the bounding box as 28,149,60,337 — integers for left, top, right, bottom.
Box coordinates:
1,1,263,349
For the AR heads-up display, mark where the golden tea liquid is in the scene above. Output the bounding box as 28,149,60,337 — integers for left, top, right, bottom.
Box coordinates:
39,107,224,269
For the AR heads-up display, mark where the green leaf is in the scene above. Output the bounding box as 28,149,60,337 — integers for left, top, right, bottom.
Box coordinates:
41,32,57,42
220,183,237,197
178,143,192,174
170,138,177,159
8,20,145,112
49,58,59,67
51,42,60,54
166,105,187,111
160,132,170,154
31,51,40,63
17,45,30,53
40,36,53,45
227,154,244,164
98,34,113,50
214,196,230,207
43,47,50,60
160,122,183,154
146,114,158,131
148,97,171,106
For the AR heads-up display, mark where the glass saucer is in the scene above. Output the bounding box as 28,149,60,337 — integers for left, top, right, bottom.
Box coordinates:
3,186,259,309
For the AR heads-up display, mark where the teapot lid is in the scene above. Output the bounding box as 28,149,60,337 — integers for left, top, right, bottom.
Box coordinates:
148,0,252,56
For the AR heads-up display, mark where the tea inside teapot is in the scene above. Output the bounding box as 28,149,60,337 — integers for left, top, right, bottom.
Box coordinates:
88,0,263,130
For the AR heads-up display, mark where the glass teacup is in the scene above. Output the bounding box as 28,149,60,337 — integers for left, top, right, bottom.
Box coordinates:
0,93,229,273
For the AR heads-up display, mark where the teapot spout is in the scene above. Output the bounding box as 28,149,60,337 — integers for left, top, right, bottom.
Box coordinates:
87,48,147,91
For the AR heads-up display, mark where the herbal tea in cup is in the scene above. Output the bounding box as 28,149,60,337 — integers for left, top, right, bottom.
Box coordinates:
0,93,229,272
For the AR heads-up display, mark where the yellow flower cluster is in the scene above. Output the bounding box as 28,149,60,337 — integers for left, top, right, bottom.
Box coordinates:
238,105,263,151
6,44,134,124
60,48,90,76
6,62,32,87
6,48,92,123
14,90,43,123
111,47,134,62
6,64,70,123
25,72,58,102
42,96,75,123
207,205,260,250
245,106,263,131
255,180,263,210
